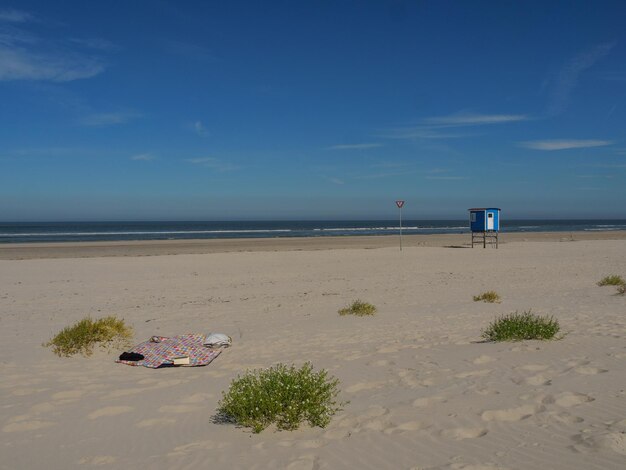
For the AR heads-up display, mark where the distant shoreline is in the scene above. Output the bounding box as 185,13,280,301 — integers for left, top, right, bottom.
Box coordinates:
2,230,626,260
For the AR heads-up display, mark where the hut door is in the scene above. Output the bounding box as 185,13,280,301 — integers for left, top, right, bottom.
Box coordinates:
487,212,494,230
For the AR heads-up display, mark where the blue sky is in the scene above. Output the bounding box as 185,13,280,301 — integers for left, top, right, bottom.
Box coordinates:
1,0,625,221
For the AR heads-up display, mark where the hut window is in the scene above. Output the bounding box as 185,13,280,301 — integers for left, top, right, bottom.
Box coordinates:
470,213,476,222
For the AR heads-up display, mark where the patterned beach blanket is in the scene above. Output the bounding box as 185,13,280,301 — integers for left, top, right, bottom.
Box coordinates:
116,334,222,368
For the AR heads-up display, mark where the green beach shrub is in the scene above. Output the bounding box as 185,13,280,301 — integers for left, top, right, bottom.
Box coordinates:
45,316,133,357
473,291,501,303
597,275,625,286
217,362,344,433
338,299,377,316
482,310,560,342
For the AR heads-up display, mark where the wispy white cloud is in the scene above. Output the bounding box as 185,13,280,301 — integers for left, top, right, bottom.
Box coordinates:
423,112,528,126
193,121,209,137
590,163,626,169
327,143,383,150
0,8,33,23
575,174,613,179
425,176,468,180
380,112,527,140
0,9,108,82
520,139,612,151
326,177,344,185
380,128,471,140
547,43,614,115
353,171,410,180
130,153,155,161
0,45,105,81
186,157,239,172
79,111,142,127
369,161,410,169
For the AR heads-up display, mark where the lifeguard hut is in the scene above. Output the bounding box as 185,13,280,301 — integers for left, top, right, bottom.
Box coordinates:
468,208,500,248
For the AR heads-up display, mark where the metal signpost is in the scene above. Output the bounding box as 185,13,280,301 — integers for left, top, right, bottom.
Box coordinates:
395,200,405,251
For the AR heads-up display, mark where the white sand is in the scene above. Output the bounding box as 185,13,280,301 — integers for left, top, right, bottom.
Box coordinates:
1,239,625,469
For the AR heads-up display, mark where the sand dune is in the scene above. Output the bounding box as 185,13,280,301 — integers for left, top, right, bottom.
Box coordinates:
1,237,625,469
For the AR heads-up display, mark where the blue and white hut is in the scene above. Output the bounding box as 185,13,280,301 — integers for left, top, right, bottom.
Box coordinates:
468,208,501,248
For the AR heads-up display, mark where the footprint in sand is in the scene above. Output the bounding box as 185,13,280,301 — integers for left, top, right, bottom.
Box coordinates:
158,404,205,413
77,456,117,465
543,411,584,425
552,392,594,407
474,388,500,396
365,417,398,432
88,406,134,419
512,374,551,386
179,392,214,403
398,369,422,387
286,456,319,470
2,420,55,433
11,388,48,397
519,364,549,372
440,427,488,440
574,366,608,375
167,440,228,457
455,369,491,379
345,381,386,393
571,430,626,455
367,359,395,367
413,396,447,407
387,420,428,433
52,390,85,401
472,355,496,365
105,388,149,398
481,404,544,422
29,402,55,414
525,374,552,386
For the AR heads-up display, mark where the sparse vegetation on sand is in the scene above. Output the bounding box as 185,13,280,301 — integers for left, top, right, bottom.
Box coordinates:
482,310,560,342
45,316,133,357
597,275,625,286
473,291,501,303
217,362,344,433
338,299,377,316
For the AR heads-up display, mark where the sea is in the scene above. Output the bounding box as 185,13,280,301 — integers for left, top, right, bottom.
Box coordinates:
1,220,625,244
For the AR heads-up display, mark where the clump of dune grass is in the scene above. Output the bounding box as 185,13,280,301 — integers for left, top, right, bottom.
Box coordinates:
338,300,377,316
45,316,133,357
217,362,345,433
597,275,625,286
473,291,501,303
617,284,626,296
482,310,559,342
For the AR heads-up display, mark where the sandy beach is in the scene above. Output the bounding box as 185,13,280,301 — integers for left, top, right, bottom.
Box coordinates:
1,233,625,469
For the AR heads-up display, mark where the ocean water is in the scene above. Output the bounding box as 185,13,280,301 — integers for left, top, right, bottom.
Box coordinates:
1,220,625,244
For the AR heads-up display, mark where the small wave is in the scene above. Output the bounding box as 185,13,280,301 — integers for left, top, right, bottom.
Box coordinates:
314,226,464,232
0,229,293,237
